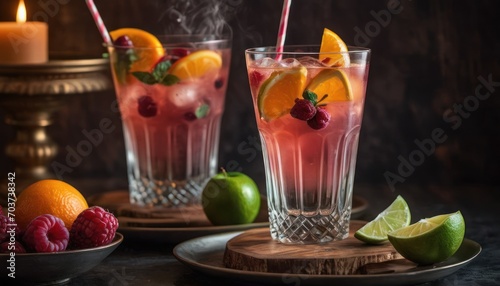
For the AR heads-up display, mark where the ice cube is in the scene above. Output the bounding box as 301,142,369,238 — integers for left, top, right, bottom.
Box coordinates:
165,83,199,108
297,56,326,68
279,58,301,68
255,57,280,68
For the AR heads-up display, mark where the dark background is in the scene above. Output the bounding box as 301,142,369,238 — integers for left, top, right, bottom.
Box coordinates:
0,0,499,196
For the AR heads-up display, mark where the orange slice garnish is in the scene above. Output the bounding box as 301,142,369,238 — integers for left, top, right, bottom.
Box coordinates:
257,67,307,121
169,50,222,80
306,69,353,102
110,28,165,72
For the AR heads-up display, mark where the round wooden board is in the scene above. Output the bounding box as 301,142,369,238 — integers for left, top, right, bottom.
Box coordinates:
223,221,405,275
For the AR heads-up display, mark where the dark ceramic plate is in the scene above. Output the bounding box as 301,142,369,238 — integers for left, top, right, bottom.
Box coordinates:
173,231,481,286
0,233,123,285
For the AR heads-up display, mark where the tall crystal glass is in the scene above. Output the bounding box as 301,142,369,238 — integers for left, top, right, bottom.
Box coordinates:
245,46,370,243
108,35,231,207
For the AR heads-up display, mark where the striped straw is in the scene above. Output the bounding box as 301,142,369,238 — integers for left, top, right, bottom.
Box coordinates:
85,0,112,45
275,0,292,61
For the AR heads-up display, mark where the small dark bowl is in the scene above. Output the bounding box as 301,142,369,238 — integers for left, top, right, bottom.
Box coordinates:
0,233,123,285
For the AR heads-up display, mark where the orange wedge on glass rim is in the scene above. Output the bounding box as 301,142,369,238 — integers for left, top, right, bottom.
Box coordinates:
109,28,165,72
169,50,222,80
319,28,350,67
313,28,353,102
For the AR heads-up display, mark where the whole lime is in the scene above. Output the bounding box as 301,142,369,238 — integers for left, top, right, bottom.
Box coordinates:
202,171,260,225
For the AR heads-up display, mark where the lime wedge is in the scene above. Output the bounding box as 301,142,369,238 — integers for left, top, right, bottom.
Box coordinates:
257,67,307,121
388,211,465,265
306,69,353,102
354,195,411,244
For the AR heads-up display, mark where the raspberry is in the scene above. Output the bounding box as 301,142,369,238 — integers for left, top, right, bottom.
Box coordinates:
113,35,133,48
15,225,23,240
184,112,197,121
170,48,190,64
69,206,118,249
0,213,7,242
138,95,158,117
290,99,317,121
214,78,224,89
307,108,331,130
22,214,69,253
249,71,265,89
0,241,26,253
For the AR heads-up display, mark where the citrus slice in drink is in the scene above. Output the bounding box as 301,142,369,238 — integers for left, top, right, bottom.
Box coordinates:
257,67,307,121
109,28,165,72
169,50,222,80
388,211,465,265
319,28,350,67
354,195,411,244
306,69,353,102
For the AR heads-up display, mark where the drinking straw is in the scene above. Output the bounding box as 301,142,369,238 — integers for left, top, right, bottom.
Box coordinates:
275,0,292,61
85,0,113,45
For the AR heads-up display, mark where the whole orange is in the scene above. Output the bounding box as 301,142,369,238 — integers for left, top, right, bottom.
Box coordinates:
15,180,88,230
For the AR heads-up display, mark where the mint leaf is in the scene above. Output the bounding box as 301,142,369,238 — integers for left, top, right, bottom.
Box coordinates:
114,60,129,84
195,104,210,119
127,57,179,86
160,74,180,86
127,49,138,63
145,59,179,86
113,48,138,84
303,90,318,105
132,72,157,85
152,60,171,82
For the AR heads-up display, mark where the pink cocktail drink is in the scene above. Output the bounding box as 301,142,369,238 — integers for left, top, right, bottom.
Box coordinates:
109,35,231,207
246,46,370,243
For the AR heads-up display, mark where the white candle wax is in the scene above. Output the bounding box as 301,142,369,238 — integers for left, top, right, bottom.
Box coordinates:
0,21,48,65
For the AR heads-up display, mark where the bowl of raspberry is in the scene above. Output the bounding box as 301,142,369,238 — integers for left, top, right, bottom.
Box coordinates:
0,206,123,284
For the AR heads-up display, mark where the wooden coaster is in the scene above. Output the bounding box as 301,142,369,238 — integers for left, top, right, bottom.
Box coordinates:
223,221,406,275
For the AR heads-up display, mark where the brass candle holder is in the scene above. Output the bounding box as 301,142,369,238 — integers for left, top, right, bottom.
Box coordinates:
0,58,111,191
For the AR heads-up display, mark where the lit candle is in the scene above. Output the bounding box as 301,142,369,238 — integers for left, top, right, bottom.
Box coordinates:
0,0,48,64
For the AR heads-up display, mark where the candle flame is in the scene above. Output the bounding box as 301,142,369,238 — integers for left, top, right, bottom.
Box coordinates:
17,0,27,23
